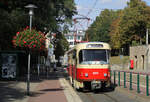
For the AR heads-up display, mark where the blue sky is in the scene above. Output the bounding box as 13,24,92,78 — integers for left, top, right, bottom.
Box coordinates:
73,0,150,30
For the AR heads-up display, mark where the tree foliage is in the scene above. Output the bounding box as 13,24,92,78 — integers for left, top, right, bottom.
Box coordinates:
86,9,119,43
119,0,150,46
86,0,150,55
109,11,122,49
0,0,76,50
54,32,69,60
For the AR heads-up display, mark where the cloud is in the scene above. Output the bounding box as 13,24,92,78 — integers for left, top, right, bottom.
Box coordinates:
111,0,129,9
76,5,102,11
98,0,129,9
99,0,112,4
99,0,129,5
76,5,89,10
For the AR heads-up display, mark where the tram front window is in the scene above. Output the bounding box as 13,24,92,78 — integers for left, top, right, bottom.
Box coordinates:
79,49,109,65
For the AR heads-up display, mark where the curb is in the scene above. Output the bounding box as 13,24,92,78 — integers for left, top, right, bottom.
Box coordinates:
59,78,83,102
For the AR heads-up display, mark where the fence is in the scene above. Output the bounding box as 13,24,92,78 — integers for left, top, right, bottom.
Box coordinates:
111,70,150,96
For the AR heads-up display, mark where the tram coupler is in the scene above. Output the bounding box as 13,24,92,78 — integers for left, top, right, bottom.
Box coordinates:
91,80,101,90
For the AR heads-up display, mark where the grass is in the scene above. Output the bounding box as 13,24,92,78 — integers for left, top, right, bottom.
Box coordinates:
110,56,130,65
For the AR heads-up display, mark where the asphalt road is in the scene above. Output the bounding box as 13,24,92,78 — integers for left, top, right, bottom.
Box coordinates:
76,88,140,102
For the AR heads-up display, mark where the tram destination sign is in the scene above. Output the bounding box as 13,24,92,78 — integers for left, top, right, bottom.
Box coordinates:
86,44,103,48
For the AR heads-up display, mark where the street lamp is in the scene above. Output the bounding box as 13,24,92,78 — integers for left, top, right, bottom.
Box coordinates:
25,4,37,95
25,4,37,30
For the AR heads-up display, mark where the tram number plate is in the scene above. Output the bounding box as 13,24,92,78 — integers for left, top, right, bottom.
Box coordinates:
93,72,99,75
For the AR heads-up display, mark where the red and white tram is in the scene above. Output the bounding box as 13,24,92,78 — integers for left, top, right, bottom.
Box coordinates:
66,42,111,91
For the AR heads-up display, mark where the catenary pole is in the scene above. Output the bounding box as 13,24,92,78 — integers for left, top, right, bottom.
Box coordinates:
146,28,149,71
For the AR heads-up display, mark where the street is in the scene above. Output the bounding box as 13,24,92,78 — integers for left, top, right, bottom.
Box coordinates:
76,88,139,102
58,67,149,102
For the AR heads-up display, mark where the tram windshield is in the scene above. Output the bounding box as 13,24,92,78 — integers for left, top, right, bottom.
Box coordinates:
79,49,109,65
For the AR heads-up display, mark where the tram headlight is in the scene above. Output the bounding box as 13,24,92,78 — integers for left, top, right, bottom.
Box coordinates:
104,73,107,77
85,73,88,77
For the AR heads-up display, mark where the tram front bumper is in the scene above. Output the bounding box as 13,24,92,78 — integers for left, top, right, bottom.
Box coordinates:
91,80,101,90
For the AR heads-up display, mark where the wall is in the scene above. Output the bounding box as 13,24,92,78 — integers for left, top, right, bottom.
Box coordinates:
130,45,150,72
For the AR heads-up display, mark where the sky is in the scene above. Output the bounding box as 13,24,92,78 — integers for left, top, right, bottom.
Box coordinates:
73,0,150,31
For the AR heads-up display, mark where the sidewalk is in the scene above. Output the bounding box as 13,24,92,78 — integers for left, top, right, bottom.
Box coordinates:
27,70,82,102
0,69,82,102
28,79,67,102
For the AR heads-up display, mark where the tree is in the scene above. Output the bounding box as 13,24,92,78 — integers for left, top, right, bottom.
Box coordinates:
0,0,76,50
86,0,150,55
54,32,69,63
86,9,119,43
108,0,150,55
109,11,123,49
119,0,150,46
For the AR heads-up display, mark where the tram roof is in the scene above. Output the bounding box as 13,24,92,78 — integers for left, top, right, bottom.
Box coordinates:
77,42,109,45
66,42,111,54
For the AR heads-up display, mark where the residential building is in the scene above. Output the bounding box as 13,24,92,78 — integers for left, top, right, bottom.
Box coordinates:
64,30,85,48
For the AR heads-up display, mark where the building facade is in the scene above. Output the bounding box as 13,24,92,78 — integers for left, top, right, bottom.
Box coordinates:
130,45,150,71
64,30,85,48
45,33,56,63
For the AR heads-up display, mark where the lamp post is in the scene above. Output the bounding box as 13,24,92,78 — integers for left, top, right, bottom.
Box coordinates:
25,4,37,95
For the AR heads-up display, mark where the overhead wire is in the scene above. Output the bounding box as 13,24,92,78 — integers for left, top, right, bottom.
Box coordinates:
86,0,98,17
75,0,98,30
71,0,99,42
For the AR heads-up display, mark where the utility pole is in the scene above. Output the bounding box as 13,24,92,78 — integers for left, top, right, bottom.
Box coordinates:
146,28,149,71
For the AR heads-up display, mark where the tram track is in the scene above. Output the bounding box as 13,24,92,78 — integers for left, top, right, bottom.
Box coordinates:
65,74,119,102
83,91,119,102
84,92,97,102
103,93,118,102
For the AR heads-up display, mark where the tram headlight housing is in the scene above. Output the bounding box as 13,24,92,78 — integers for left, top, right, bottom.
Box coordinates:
85,73,88,77
104,73,107,77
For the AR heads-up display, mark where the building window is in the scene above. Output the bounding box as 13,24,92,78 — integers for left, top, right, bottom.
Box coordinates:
70,36,73,40
70,42,73,45
77,36,80,40
66,36,69,40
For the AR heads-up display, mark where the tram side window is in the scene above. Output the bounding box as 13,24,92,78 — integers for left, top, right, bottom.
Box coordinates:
79,51,83,63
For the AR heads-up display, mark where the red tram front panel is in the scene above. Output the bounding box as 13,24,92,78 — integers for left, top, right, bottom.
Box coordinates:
76,68,110,81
